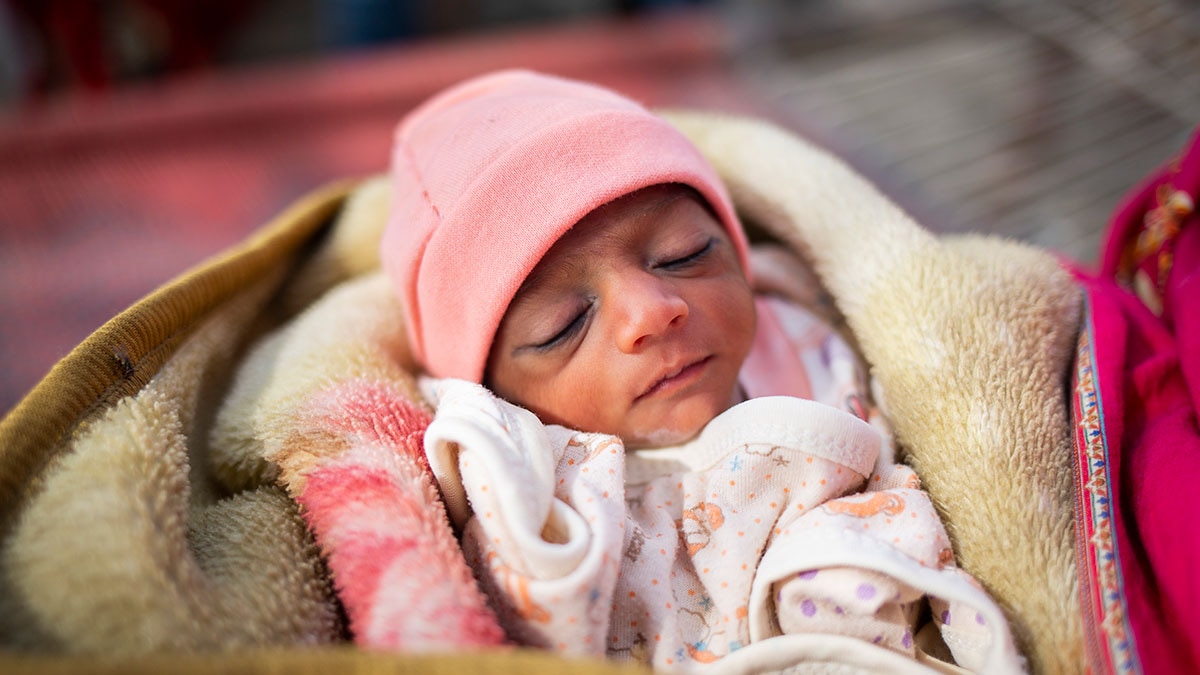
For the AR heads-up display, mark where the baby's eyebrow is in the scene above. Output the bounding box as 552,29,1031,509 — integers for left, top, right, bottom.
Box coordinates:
505,275,570,327
513,267,552,302
514,252,589,302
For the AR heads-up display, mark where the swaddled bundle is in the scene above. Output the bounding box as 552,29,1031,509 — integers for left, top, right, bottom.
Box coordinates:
0,75,1086,675
376,69,1021,673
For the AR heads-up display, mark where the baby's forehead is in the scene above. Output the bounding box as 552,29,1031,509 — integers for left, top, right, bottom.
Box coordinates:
583,184,705,227
524,186,708,276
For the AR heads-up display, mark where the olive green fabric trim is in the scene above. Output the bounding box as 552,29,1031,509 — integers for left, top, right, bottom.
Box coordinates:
0,647,651,675
0,179,358,532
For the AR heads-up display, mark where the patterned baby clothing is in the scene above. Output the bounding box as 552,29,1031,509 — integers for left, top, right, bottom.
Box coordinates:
420,295,1022,673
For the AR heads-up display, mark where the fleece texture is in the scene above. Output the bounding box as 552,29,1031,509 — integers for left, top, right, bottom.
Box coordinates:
210,271,507,649
2,269,341,653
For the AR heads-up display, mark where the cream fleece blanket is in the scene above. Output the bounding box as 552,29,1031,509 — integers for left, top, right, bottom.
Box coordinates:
0,112,1082,673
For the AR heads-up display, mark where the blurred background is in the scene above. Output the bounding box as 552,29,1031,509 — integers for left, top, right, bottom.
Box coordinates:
2,0,1199,414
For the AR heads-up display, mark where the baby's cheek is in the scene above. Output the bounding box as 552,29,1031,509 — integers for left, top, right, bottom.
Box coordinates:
566,384,619,429
734,284,758,353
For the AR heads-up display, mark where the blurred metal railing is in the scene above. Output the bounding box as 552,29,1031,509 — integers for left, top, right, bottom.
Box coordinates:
991,0,1200,123
739,0,1200,261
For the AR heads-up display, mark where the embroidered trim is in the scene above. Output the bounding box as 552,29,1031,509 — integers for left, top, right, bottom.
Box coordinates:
1118,153,1193,316
1072,297,1141,675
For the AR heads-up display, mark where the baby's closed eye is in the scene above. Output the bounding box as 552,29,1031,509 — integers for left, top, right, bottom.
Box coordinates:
533,304,592,351
656,237,715,271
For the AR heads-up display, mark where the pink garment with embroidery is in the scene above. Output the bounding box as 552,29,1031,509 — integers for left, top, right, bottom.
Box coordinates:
1073,125,1200,675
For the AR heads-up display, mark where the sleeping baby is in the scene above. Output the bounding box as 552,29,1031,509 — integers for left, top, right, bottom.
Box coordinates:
380,69,1021,674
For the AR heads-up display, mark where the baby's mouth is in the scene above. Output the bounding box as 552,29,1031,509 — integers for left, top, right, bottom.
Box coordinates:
636,355,713,401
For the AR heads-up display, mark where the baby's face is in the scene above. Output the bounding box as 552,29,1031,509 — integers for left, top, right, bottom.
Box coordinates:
487,185,756,449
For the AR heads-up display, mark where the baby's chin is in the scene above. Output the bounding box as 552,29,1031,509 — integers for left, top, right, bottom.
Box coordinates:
622,384,745,450
622,419,709,450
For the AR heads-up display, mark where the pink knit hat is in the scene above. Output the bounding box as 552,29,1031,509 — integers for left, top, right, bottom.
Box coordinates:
380,69,751,382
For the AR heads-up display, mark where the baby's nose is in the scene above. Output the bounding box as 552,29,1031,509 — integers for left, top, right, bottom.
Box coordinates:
614,274,688,353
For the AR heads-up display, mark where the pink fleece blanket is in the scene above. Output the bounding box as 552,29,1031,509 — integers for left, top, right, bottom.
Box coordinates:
1072,125,1200,675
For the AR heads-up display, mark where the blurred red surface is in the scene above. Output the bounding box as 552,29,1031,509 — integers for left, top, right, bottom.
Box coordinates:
0,10,780,414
